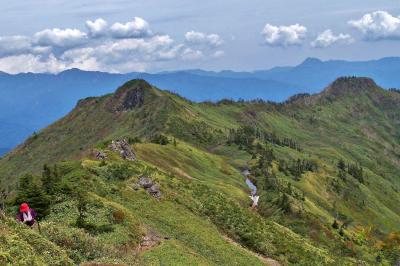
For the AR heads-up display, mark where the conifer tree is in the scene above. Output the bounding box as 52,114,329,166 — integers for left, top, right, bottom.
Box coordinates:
15,174,51,220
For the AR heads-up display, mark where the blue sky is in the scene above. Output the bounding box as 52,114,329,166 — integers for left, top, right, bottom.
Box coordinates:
0,0,399,73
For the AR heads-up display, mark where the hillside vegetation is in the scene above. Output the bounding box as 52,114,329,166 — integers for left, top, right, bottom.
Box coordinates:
0,77,399,265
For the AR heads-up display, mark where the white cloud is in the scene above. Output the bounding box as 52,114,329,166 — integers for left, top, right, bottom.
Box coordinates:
213,50,225,58
0,18,223,73
181,48,203,60
311,30,352,48
110,17,152,38
0,54,66,74
33,28,87,48
60,35,185,72
86,18,108,37
0,36,32,57
261,23,307,47
348,11,400,40
185,31,223,48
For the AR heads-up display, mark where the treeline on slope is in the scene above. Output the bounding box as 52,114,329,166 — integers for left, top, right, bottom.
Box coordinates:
227,125,302,152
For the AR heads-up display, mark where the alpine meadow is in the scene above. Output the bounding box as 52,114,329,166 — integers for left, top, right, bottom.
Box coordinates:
1,77,399,265
1,1,400,265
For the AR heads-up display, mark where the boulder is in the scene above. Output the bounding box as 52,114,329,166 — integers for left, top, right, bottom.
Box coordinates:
148,184,162,199
137,177,162,199
138,176,153,189
109,139,136,161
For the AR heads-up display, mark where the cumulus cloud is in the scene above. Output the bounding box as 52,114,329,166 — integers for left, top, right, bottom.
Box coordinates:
60,35,186,72
185,31,223,48
33,28,87,48
110,17,152,38
0,18,224,73
261,23,307,47
86,18,108,37
0,54,66,74
311,30,352,48
348,11,400,40
0,36,32,57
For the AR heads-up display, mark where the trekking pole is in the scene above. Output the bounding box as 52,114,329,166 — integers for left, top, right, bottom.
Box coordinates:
37,220,42,234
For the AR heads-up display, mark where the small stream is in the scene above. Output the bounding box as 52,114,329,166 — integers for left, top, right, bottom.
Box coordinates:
242,169,259,207
245,178,257,196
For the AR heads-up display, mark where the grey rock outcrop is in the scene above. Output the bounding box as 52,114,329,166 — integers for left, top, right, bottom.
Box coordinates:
106,80,148,113
109,139,136,161
138,176,153,189
147,184,162,199
93,150,107,160
137,176,162,200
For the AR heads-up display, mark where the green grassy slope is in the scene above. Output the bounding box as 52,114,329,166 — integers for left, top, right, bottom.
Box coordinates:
0,77,399,265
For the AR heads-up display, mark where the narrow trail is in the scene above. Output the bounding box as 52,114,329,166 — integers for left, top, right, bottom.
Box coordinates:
222,235,281,266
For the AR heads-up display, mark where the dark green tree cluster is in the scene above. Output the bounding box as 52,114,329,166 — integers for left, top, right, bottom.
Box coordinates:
279,159,318,180
337,159,364,183
255,145,275,167
347,163,364,183
189,121,223,144
15,173,51,220
228,125,302,152
126,136,142,144
151,134,170,145
42,164,61,195
15,164,66,220
228,125,257,150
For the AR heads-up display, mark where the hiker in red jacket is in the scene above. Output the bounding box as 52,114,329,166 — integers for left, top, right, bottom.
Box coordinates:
17,203,37,227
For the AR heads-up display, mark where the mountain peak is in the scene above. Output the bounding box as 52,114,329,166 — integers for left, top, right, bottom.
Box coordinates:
106,79,153,112
322,76,379,98
300,57,323,67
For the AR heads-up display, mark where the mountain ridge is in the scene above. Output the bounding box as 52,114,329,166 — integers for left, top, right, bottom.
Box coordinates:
2,56,400,155
1,77,400,264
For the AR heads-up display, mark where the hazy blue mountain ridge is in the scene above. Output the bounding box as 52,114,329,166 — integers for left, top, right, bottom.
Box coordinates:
1,56,400,152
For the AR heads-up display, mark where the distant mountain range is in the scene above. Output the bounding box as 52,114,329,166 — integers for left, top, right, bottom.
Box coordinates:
1,56,400,153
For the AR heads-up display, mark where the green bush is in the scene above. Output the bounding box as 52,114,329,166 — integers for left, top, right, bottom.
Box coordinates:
112,209,126,224
41,222,111,263
151,134,170,145
106,163,135,181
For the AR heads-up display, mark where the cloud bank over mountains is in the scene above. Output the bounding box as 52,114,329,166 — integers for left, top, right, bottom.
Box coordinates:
0,17,224,73
1,10,400,73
